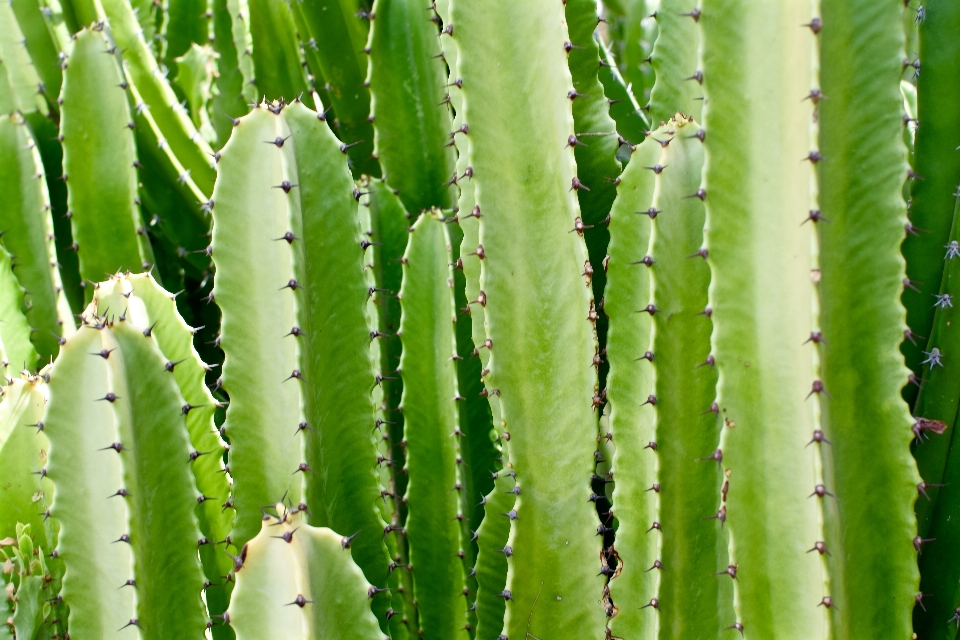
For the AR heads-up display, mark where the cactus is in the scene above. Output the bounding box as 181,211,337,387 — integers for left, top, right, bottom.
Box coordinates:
4,0,960,637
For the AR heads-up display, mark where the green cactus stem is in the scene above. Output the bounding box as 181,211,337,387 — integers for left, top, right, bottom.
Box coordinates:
0,2,47,115
397,210,469,639
367,0,455,213
699,0,824,634
901,0,960,392
9,0,64,105
597,38,649,148
245,0,310,106
448,1,606,636
604,132,660,639
647,0,701,123
0,113,75,361
817,0,920,635
60,26,153,288
293,0,378,176
0,248,41,377
160,0,209,77
210,0,251,147
648,115,733,636
226,505,384,640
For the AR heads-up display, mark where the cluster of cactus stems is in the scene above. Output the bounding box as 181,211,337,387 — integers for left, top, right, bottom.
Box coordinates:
1,0,959,638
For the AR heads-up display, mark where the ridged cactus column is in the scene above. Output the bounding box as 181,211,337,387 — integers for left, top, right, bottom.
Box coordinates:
447,1,605,636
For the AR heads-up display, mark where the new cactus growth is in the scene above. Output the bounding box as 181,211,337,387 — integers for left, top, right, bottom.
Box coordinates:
4,0,960,637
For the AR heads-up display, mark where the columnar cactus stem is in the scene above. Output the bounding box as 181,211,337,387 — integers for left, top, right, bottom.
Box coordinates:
699,0,824,633
9,0,63,105
226,505,384,640
596,38,649,147
901,0,960,388
243,0,310,106
648,115,733,636
472,468,514,640
604,132,660,639
817,1,921,635
0,113,74,361
367,0,456,213
0,249,39,377
0,2,47,114
210,0,252,147
60,27,153,287
647,1,702,123
447,1,605,636
397,211,469,639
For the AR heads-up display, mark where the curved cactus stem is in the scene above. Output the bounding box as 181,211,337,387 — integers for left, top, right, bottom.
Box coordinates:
367,0,455,213
0,377,51,546
0,2,47,114
913,195,960,637
45,327,136,639
604,133,659,639
210,105,302,549
472,469,514,640
92,272,235,631
448,1,605,636
10,0,64,105
0,113,74,361
699,0,825,634
901,0,960,390
104,320,209,638
127,79,212,279
597,38,649,148
649,115,732,636
397,211,469,640
245,0,310,106
817,0,921,635
282,101,399,635
60,27,152,287
227,506,384,640
293,0,378,177
0,249,40,375
647,0,702,123
96,0,218,197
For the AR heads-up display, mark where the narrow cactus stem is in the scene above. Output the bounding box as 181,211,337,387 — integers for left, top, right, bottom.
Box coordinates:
398,211,470,639
901,0,960,391
648,115,733,636
0,248,39,376
226,505,384,640
472,468,515,639
604,132,660,639
225,0,257,105
10,0,64,105
160,0,209,76
44,328,138,637
596,38,650,147
96,0,218,196
282,100,400,636
210,0,251,147
0,112,75,361
816,0,921,634
699,0,824,633
448,1,606,636
647,0,702,123
209,105,302,549
293,0,378,176
243,0,311,106
367,0,456,213
60,27,153,288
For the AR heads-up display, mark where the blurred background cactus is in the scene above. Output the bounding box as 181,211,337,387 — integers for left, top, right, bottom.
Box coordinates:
0,0,956,638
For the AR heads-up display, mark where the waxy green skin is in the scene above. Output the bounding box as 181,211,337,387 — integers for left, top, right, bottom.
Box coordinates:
161,0,209,75
294,0,378,176
472,469,513,640
0,249,39,379
0,2,47,115
210,107,302,549
648,1,702,124
210,0,251,147
367,0,455,213
699,0,823,635
92,273,236,635
901,0,960,391
398,212,469,640
649,116,732,637
228,507,384,640
282,102,399,635
10,0,63,103
817,1,921,636
604,134,660,639
597,38,649,148
448,1,605,636
0,114,74,361
60,28,152,287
